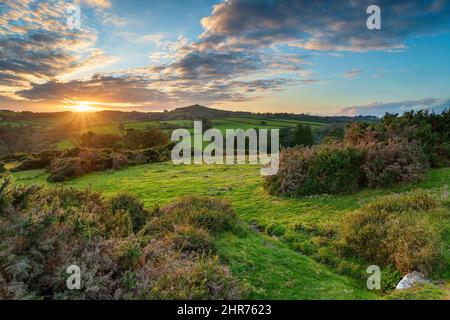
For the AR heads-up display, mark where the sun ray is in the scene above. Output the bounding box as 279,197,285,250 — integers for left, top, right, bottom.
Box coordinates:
72,103,94,112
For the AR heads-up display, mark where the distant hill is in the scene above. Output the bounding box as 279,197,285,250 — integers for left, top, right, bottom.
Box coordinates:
149,104,252,120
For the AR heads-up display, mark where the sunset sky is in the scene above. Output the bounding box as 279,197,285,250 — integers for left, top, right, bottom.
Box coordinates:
1,0,450,115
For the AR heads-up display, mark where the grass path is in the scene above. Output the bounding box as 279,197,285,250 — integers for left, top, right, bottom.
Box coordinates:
217,232,374,299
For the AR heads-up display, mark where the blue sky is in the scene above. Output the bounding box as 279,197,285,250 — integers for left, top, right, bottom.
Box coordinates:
1,0,449,115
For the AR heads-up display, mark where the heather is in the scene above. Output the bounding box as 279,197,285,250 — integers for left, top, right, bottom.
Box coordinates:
0,178,241,300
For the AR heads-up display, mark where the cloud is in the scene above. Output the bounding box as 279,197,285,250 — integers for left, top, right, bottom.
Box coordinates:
16,72,303,110
0,1,105,90
339,98,450,116
100,12,128,26
16,75,168,104
2,0,450,111
198,0,450,52
342,68,361,79
82,0,111,9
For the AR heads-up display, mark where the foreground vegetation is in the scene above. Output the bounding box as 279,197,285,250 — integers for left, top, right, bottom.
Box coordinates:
0,179,243,299
8,163,450,299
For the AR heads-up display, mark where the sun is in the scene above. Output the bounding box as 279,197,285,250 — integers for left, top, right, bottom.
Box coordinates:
73,103,94,112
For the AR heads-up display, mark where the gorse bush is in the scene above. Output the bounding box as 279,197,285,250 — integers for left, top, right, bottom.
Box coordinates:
345,110,449,168
14,149,63,171
143,196,237,237
265,143,366,196
0,179,241,299
265,110,441,196
110,193,149,233
382,110,450,168
362,138,428,187
169,224,214,252
12,144,173,182
340,190,447,275
47,149,115,182
306,143,366,195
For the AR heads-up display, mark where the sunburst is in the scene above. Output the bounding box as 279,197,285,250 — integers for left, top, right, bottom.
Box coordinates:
72,103,94,112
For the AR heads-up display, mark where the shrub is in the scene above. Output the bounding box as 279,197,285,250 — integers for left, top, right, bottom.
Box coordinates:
123,128,169,150
382,110,450,168
265,143,366,196
0,179,241,300
111,153,129,170
47,157,82,182
110,193,149,233
364,189,440,213
47,149,114,182
102,209,133,238
340,190,446,274
14,150,62,171
142,254,240,300
79,132,121,149
346,110,449,168
381,265,403,292
0,152,28,163
264,146,313,195
140,143,174,163
143,196,237,237
362,138,428,187
0,162,5,174
292,123,314,147
13,142,174,181
306,143,366,194
169,224,214,252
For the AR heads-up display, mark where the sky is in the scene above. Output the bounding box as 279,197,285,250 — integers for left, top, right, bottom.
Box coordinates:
1,0,450,116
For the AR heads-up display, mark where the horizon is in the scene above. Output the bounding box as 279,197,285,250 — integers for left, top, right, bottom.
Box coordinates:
1,1,450,116
0,103,385,118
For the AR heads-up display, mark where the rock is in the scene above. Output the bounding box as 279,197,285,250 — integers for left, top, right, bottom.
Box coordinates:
395,272,429,290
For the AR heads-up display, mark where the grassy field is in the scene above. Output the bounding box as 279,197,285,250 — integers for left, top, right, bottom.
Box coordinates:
75,117,325,136
40,116,326,150
10,161,450,299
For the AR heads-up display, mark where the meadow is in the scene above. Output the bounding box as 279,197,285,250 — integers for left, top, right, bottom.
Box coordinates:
11,162,450,299
1,116,324,150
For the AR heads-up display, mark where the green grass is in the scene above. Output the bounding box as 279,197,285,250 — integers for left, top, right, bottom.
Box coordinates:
211,117,323,133
10,163,450,299
217,231,374,299
79,123,123,135
220,117,324,128
54,138,76,150
0,118,57,128
75,117,324,137
384,283,450,300
51,116,327,150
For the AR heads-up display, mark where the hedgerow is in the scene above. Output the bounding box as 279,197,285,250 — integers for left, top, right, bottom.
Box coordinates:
12,144,174,182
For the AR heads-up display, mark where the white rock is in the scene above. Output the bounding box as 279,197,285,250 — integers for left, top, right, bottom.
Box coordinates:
395,272,429,290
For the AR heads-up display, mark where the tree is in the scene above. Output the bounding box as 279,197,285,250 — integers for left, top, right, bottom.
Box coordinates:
292,124,314,147
118,122,125,134
123,128,169,150
201,118,213,133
